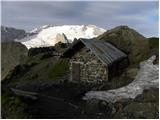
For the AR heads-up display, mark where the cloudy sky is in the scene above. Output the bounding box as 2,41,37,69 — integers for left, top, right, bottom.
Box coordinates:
2,1,159,37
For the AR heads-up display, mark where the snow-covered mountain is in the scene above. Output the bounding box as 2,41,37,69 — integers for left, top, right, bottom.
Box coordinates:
16,25,106,49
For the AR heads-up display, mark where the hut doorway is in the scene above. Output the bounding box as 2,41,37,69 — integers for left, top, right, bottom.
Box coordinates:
72,62,80,81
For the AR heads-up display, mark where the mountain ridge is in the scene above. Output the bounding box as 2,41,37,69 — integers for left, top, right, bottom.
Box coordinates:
1,26,27,42
16,24,106,49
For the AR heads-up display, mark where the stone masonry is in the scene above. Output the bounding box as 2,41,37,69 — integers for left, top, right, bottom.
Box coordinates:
70,47,108,83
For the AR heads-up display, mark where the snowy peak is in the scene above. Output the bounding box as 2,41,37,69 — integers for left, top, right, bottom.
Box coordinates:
29,24,53,33
17,25,106,49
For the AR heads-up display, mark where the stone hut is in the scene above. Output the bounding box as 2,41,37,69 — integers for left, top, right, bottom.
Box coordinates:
62,39,128,83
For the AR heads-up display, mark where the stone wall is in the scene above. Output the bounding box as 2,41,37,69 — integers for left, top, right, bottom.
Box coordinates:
70,47,108,83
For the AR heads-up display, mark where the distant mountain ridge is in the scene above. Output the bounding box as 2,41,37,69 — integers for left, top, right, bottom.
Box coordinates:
1,26,27,42
16,24,106,49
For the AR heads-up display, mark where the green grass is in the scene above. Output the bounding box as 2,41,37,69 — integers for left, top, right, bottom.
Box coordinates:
49,58,69,79
25,55,42,65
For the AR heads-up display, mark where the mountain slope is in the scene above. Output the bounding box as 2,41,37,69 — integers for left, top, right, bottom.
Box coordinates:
1,26,27,42
17,25,106,49
97,26,150,64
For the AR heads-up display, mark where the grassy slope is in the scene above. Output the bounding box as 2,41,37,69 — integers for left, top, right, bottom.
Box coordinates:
5,54,70,91
48,58,69,79
2,46,71,118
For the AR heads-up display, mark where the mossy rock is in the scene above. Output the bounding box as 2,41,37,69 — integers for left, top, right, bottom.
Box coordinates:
134,89,159,102
113,102,159,119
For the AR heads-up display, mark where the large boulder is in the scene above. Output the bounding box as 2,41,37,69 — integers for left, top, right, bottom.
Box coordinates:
55,33,68,44
97,26,150,65
1,42,28,80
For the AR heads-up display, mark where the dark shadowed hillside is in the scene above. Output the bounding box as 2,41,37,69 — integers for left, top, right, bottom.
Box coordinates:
148,37,159,49
148,37,159,64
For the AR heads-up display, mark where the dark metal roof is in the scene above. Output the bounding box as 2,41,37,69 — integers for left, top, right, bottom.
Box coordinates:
62,39,127,66
80,39,127,66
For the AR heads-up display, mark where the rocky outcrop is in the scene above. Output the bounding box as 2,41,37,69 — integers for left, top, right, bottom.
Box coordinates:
55,33,68,44
83,55,158,103
1,42,28,80
97,26,150,64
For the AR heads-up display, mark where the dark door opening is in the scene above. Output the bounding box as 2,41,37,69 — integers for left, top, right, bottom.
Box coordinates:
72,62,80,81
